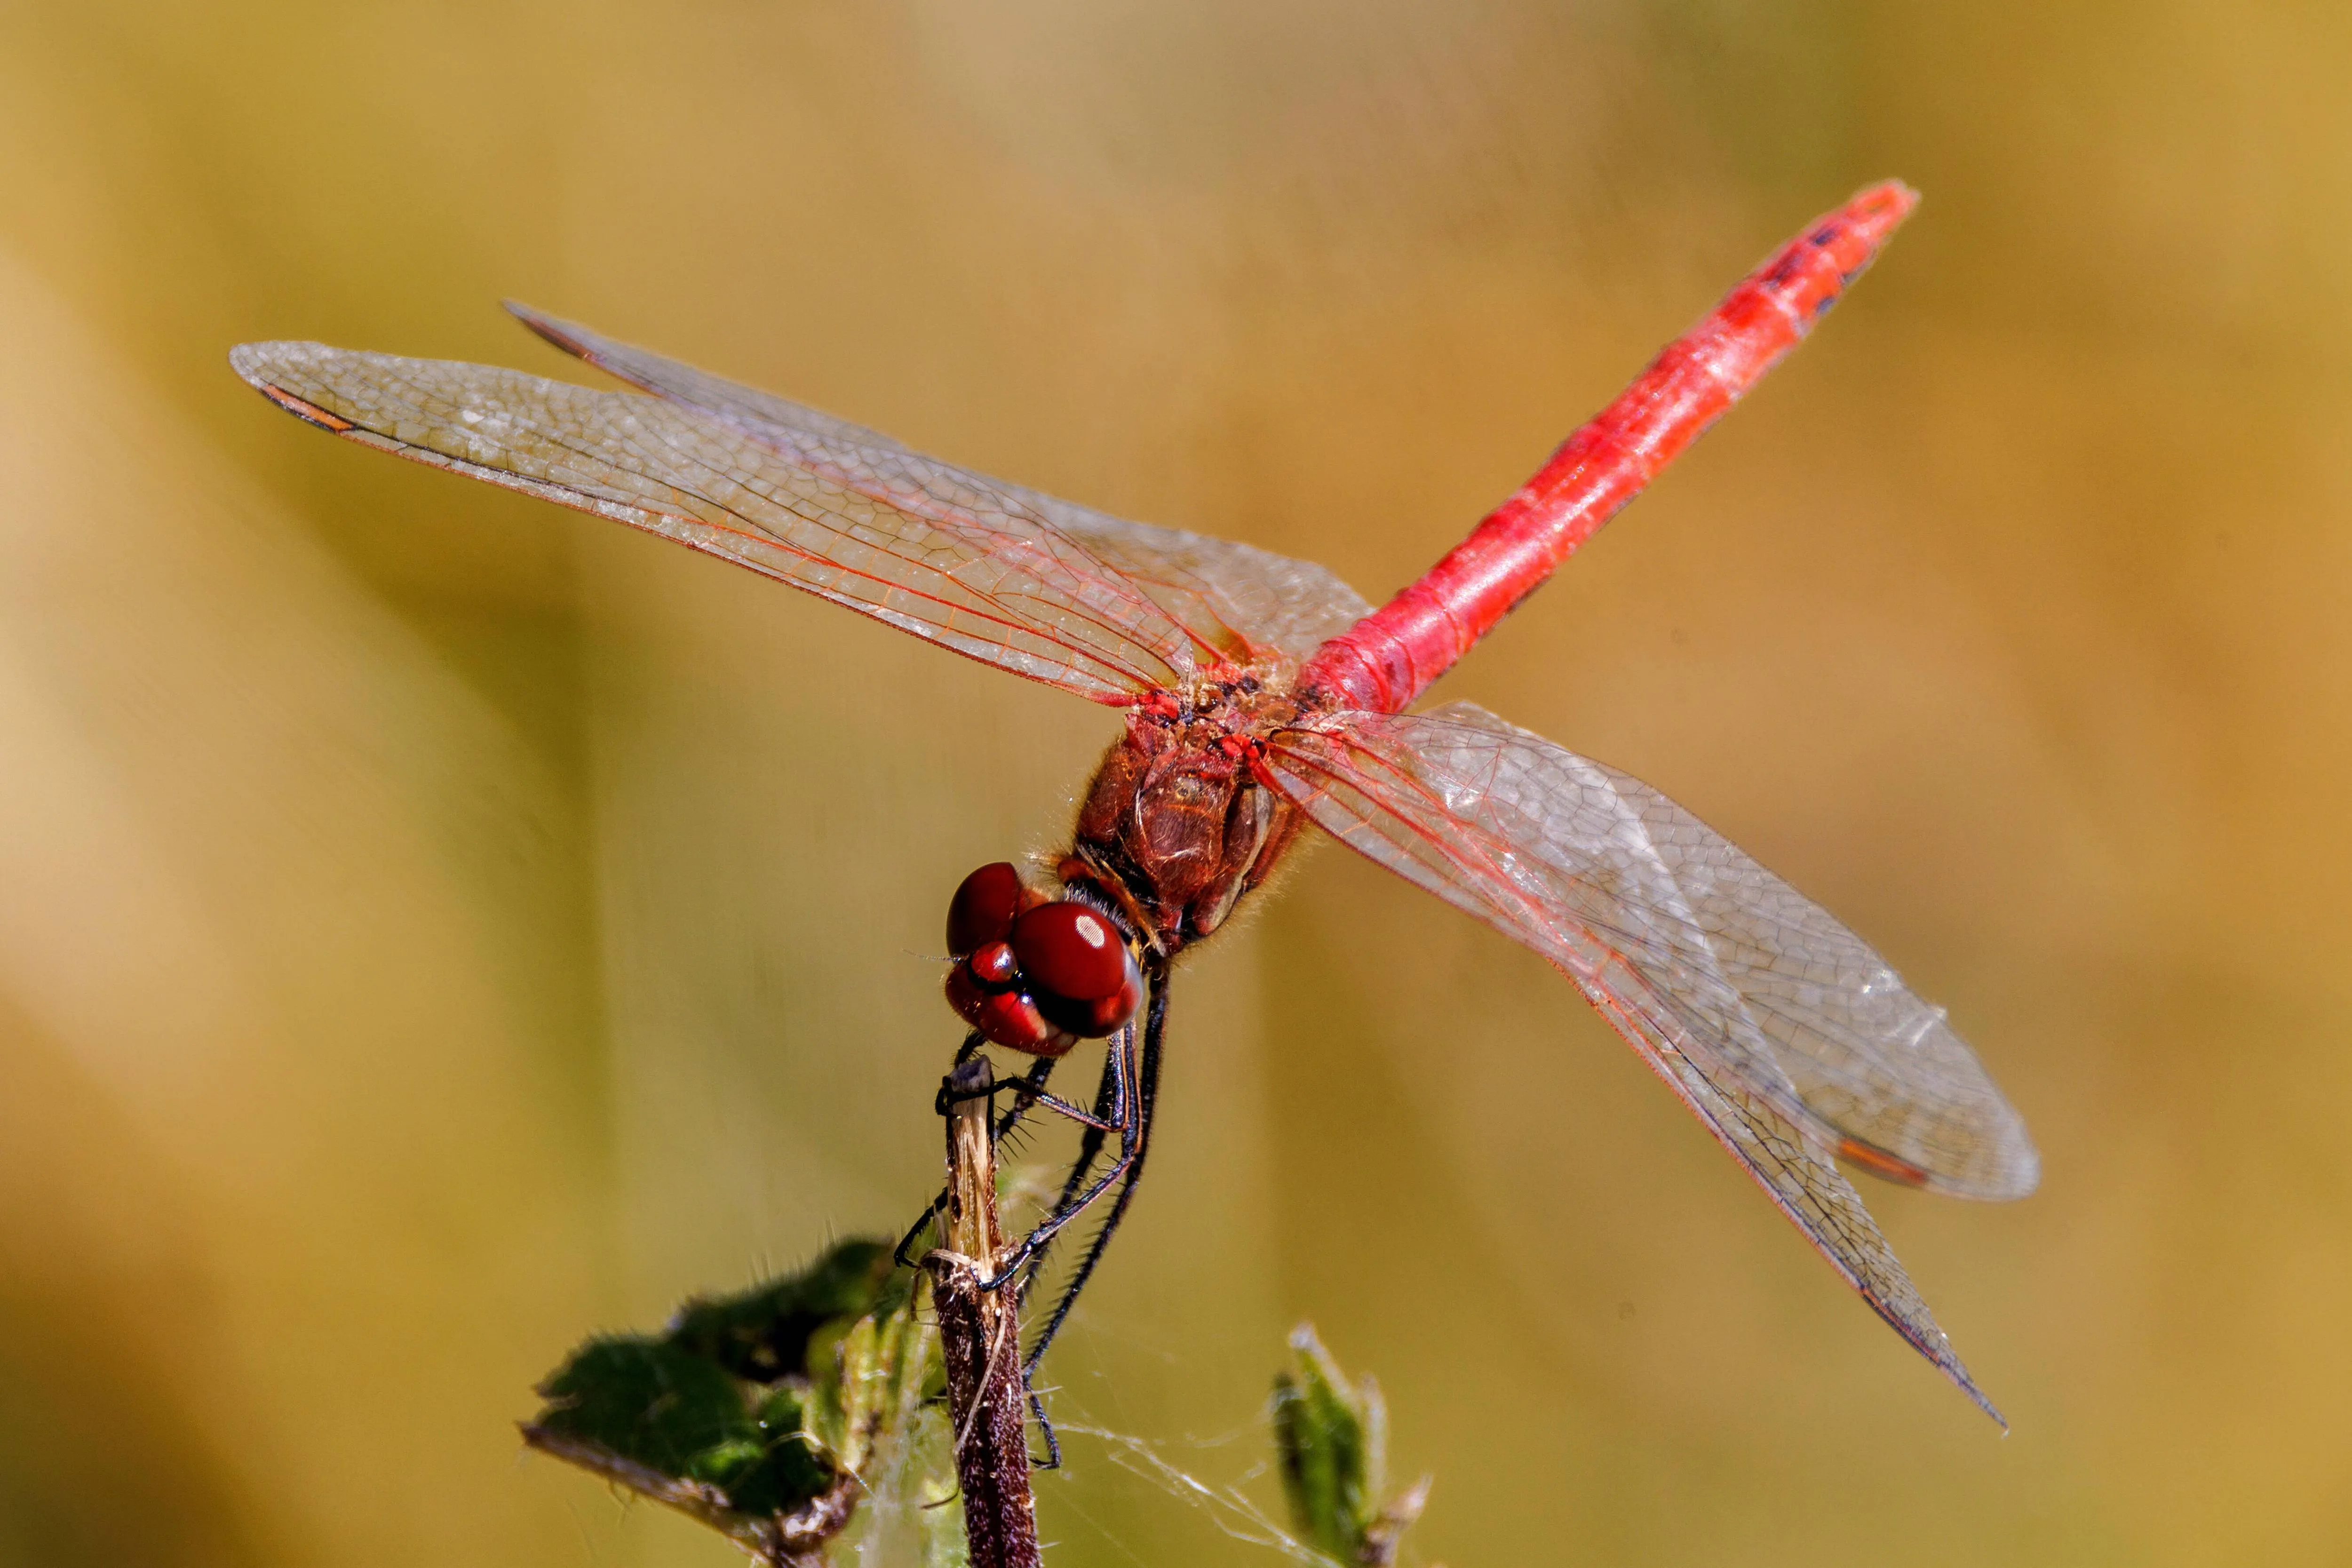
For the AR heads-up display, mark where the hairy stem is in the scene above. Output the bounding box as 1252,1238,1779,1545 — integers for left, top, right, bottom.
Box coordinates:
925,1057,1043,1568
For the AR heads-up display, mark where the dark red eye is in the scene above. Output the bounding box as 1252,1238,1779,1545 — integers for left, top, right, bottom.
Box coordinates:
944,964,987,1027
946,862,1025,956
976,991,1049,1053
1011,903,1129,1002
980,991,1073,1056
967,940,1018,988
1094,967,1145,1032
1035,963,1144,1038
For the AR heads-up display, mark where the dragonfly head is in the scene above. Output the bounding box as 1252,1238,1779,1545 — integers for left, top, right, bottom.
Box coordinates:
942,862,1145,1056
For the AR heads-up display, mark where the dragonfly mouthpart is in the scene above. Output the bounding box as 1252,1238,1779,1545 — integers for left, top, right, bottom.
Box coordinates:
944,862,1146,1055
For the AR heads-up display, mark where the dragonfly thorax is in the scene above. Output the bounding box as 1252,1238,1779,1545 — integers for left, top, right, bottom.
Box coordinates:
1066,706,1305,951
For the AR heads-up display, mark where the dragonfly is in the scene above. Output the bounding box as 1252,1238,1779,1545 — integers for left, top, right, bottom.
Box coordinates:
231,180,2036,1429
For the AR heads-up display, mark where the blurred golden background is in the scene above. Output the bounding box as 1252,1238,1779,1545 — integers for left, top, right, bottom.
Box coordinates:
1,1,2347,1563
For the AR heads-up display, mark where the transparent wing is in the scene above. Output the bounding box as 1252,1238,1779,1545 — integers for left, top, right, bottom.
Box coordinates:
1261,701,2037,1421
507,302,915,455
1267,701,2038,1195
509,304,1374,663
230,342,1205,702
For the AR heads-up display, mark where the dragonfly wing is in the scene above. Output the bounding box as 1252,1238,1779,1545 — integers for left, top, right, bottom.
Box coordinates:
1054,515,1372,666
1264,701,2037,1195
509,305,1375,663
1261,701,2036,1420
508,301,915,456
230,341,1201,702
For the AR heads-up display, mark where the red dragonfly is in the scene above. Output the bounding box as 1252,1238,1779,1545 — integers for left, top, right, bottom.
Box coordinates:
232,181,2036,1426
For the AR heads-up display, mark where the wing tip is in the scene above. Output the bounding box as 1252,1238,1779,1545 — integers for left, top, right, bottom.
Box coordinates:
1999,1143,2043,1203
227,342,355,433
1868,1289,2009,1432
1949,1358,2009,1433
1956,1109,2042,1202
1864,1291,2009,1431
226,339,294,388
505,300,592,362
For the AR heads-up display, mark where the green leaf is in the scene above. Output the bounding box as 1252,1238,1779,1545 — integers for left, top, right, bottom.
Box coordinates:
537,1337,761,1480
525,1236,955,1563
666,1238,900,1384
1272,1324,1382,1559
1271,1323,1426,1567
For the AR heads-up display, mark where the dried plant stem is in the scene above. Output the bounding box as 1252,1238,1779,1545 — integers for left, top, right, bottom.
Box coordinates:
925,1057,1044,1568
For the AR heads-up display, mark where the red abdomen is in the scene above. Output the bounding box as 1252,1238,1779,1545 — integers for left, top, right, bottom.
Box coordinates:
1298,182,1919,715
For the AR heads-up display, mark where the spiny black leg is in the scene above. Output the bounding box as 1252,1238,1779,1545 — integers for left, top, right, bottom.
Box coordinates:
891,1200,942,1272
995,1055,1057,1141
1024,969,1166,1372
1026,1384,1064,1472
976,1020,1140,1290
1016,1042,1122,1307
894,1049,1058,1268
942,1076,1122,1134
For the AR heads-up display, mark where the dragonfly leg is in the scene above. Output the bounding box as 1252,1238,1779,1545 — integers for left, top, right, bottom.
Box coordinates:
976,1010,1143,1293
897,1018,1141,1272
1010,974,1166,1470
938,1075,1122,1134
993,1055,1060,1141
892,1049,1059,1269
915,961,1165,1469
1015,1043,1123,1309
1022,974,1164,1376
1025,1386,1064,1472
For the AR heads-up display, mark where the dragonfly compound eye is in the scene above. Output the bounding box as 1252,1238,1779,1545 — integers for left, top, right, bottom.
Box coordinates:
967,939,1018,988
945,963,1073,1056
946,861,1026,955
1043,964,1144,1038
1011,903,1126,999
1012,903,1144,1038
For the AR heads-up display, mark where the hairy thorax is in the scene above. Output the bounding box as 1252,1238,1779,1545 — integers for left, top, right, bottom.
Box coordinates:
1064,665,1314,954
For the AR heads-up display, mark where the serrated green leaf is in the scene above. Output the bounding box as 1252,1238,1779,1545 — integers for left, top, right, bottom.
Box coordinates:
527,1236,956,1558
666,1238,898,1384
537,1337,753,1477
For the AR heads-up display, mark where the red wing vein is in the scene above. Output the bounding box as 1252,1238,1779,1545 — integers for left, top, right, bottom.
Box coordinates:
567,406,1170,685
505,304,1375,665
230,342,1198,702
1259,702,2036,1423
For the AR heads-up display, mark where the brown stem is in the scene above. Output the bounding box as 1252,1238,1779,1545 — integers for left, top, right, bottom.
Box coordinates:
924,1057,1044,1568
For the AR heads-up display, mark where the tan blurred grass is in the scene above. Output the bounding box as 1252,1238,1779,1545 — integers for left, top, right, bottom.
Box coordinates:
0,2,2348,1565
